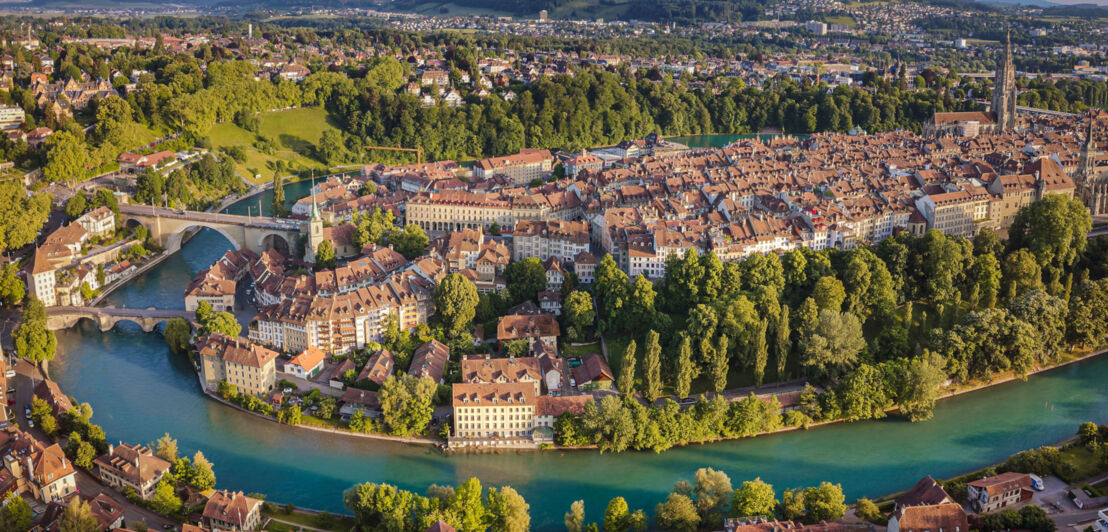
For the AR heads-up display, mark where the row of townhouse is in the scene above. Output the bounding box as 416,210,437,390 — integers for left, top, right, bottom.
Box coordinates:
249,263,440,355
405,188,582,234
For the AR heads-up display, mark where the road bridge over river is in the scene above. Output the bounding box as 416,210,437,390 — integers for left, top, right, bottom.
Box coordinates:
45,306,195,333
119,203,303,254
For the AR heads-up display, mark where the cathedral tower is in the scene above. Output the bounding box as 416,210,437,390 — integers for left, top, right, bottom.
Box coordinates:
992,29,1017,132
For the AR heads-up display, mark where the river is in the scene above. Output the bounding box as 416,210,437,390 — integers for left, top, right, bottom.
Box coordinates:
51,176,1108,529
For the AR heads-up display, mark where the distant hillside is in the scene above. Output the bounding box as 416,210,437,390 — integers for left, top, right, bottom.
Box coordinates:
1040,3,1108,16
384,0,771,23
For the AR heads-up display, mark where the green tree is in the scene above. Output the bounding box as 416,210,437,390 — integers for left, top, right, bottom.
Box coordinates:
564,290,596,342
150,478,183,515
0,263,25,306
854,498,882,523
655,493,699,532
642,330,663,403
565,500,586,532
892,351,948,422
691,467,733,527
1008,194,1091,291
389,224,430,260
153,433,178,462
487,486,530,532
272,173,289,217
802,482,846,523
14,297,57,364
378,373,436,436
505,257,547,304
65,194,87,219
0,182,50,253
434,273,479,337
779,488,805,521
775,306,791,380
43,131,91,183
617,340,637,397
625,275,657,331
0,493,32,532
595,254,630,332
707,336,729,393
315,240,337,269
60,497,100,532
675,334,694,400
604,497,631,532
449,477,486,532
191,451,216,490
799,310,865,379
812,276,846,312
163,317,191,355
731,478,778,518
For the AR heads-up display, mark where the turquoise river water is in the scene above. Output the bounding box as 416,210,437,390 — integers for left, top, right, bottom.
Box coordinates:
50,172,1108,529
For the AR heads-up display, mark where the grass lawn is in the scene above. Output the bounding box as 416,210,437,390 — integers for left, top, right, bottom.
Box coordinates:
562,342,603,358
300,414,339,430
264,508,354,532
824,15,857,28
1058,444,1104,484
207,107,345,185
604,334,634,378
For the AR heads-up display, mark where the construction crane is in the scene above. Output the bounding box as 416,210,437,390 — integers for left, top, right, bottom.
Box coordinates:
365,145,424,165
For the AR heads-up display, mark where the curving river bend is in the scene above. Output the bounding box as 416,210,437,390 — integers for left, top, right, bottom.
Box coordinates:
52,178,1108,529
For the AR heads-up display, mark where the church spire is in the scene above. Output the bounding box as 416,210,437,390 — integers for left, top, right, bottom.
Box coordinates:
310,171,320,220
1087,118,1096,150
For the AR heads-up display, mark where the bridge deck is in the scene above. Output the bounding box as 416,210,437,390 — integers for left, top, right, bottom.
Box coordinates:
119,204,302,231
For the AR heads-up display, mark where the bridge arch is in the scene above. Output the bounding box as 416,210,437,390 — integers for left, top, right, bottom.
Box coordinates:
258,232,292,255
162,221,246,253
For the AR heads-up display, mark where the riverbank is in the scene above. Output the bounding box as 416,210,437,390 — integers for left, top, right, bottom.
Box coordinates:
190,341,1108,457
195,372,441,447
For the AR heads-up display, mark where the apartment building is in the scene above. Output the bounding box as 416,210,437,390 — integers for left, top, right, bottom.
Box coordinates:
203,491,263,531
75,206,115,236
93,443,172,500
451,382,536,441
473,148,553,184
967,472,1033,513
461,355,542,395
914,187,990,238
0,430,78,503
0,104,24,129
196,334,279,396
29,252,57,307
512,220,590,262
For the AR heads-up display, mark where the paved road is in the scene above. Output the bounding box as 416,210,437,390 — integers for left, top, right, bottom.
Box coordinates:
11,358,175,530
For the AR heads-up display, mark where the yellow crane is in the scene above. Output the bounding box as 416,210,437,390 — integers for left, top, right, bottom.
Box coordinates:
365,145,424,165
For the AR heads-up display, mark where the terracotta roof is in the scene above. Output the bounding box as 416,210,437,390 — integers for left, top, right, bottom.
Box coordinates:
461,355,540,385
895,503,968,532
286,347,326,372
202,491,260,527
409,340,450,382
572,353,614,385
451,382,535,407
496,314,560,341
535,395,592,416
968,472,1032,497
896,476,953,508
196,334,279,368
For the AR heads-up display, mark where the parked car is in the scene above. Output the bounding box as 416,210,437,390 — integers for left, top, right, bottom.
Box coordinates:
4,369,13,378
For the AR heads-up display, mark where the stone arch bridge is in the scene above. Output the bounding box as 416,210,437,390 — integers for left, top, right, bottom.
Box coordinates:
119,204,304,254
45,306,196,333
